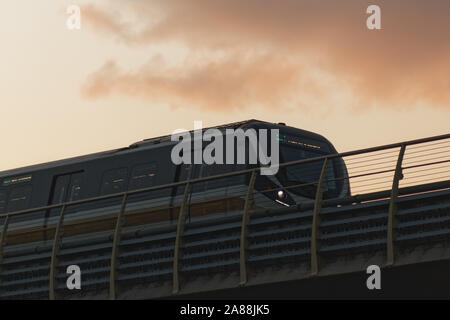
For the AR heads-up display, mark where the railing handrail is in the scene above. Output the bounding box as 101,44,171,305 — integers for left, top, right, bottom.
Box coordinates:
0,132,449,220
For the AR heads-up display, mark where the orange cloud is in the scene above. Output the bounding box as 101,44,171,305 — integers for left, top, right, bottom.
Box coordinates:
81,0,450,112
82,55,314,112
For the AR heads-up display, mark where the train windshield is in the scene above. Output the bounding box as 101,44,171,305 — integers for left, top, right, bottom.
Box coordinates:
278,145,337,197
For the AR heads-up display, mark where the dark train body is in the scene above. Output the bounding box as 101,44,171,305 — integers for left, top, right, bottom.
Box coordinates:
0,120,350,217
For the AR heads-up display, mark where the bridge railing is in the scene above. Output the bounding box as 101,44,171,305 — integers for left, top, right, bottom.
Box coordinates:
0,133,449,299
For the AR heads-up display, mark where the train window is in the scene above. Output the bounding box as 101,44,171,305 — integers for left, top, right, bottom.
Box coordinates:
326,161,337,191
278,145,340,198
129,163,157,190
280,146,325,183
202,163,236,189
51,175,71,204
178,164,193,182
68,172,84,201
0,191,7,213
101,167,128,195
7,185,32,213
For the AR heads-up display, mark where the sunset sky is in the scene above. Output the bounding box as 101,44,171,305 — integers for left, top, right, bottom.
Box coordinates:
0,0,449,172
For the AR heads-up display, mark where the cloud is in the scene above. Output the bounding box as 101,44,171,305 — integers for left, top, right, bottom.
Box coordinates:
82,4,130,38
81,54,330,112
81,0,450,112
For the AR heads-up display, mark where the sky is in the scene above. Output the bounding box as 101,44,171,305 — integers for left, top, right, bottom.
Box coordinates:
0,0,449,172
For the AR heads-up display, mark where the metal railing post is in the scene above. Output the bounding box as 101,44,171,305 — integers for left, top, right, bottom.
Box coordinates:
311,158,329,276
387,145,406,266
49,205,67,300
240,170,257,286
172,183,191,295
0,215,10,295
109,193,128,300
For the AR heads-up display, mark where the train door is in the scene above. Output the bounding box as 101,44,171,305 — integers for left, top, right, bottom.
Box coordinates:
43,171,84,240
50,171,84,205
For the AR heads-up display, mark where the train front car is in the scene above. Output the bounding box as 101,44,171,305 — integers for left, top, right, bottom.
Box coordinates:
242,121,350,209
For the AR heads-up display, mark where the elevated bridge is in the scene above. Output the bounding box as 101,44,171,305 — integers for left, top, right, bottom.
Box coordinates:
0,133,449,299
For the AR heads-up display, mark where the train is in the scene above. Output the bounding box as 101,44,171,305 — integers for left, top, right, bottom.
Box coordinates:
0,120,349,214
0,119,351,299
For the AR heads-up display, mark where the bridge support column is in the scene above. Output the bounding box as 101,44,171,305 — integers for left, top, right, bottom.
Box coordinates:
387,145,406,266
49,205,67,300
240,170,257,286
109,194,128,300
311,158,329,276
173,183,191,295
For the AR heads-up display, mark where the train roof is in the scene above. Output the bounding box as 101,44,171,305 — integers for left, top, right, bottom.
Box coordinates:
0,119,330,179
